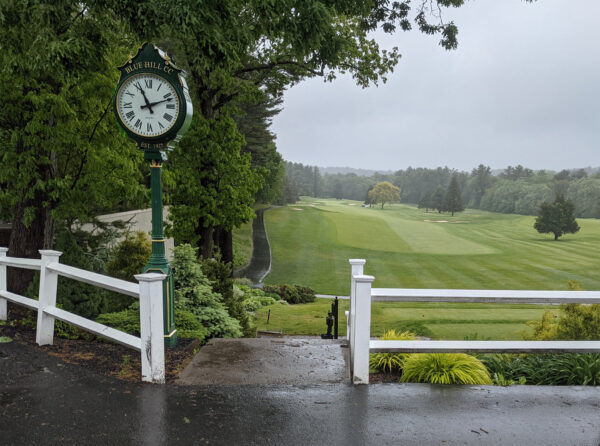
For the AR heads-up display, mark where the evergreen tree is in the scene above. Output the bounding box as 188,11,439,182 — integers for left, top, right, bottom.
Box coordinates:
534,195,580,240
432,187,446,213
445,174,464,216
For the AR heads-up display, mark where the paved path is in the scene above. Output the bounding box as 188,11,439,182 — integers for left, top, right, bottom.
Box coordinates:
1,341,600,445
176,338,349,385
234,208,271,285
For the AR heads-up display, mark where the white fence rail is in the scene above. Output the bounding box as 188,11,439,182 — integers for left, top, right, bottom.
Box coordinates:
347,259,600,384
0,247,165,383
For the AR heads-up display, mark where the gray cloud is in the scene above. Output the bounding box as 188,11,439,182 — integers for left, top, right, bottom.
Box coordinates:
272,0,600,172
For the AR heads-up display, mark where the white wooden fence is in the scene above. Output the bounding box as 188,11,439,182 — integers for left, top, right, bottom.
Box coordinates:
347,259,600,384
0,248,166,383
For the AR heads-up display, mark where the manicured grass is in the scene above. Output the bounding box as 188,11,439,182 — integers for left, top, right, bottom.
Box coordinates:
254,299,559,340
232,220,252,269
264,198,600,295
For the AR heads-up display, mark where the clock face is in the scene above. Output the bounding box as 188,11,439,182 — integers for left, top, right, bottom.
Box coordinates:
116,73,180,138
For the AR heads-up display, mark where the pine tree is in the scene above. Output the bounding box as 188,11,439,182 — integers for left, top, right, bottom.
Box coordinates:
445,174,464,216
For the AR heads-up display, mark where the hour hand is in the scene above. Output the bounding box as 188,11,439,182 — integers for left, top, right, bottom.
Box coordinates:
135,85,154,114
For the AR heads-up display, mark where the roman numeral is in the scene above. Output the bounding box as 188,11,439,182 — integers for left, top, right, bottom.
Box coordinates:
134,119,142,129
123,102,132,108
144,79,152,89
163,113,173,122
156,83,162,92
147,123,153,132
166,103,175,109
158,122,165,129
134,82,142,90
163,93,172,99
125,111,135,120
125,91,134,97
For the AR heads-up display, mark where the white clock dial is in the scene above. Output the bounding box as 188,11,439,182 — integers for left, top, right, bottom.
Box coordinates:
116,73,180,138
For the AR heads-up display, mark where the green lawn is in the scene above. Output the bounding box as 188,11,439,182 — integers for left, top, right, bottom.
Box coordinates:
264,198,600,295
254,298,559,340
232,220,252,269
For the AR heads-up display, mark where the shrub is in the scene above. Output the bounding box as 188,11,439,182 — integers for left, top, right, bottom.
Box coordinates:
105,231,151,282
481,353,600,386
235,284,278,312
527,281,600,341
262,284,316,304
400,353,492,385
96,306,207,341
96,308,140,335
26,229,111,319
173,245,242,339
201,254,252,336
369,330,416,373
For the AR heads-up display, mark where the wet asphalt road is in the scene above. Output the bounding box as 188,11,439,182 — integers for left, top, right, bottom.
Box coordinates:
234,209,271,285
1,341,599,446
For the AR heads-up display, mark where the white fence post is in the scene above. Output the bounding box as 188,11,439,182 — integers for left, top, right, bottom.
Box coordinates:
352,274,374,384
348,259,366,372
0,247,7,320
136,273,166,384
36,250,62,345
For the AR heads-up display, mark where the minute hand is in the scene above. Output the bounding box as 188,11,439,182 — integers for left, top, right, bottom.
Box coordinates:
141,98,173,109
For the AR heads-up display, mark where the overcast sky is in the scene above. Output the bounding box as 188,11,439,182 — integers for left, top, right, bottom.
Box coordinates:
271,0,600,172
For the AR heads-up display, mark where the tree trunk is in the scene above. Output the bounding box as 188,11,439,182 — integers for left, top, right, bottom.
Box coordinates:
195,223,214,259
8,198,50,295
221,229,234,271
554,233,559,240
212,227,234,272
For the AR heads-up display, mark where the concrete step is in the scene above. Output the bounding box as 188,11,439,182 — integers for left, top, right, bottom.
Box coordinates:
176,337,349,385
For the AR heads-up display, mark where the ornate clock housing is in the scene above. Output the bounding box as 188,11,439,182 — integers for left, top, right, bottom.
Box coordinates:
114,43,193,151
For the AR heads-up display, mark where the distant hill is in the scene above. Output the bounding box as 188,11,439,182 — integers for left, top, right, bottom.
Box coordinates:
319,166,394,177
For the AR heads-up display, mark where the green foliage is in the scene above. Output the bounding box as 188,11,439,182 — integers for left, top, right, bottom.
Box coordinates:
167,116,264,242
235,284,278,312
96,308,140,336
200,254,252,336
172,244,242,339
262,284,316,304
527,281,600,342
534,195,580,240
368,182,401,209
481,353,600,386
26,229,112,319
0,1,146,265
556,304,600,340
526,311,559,340
105,232,151,282
400,354,492,385
491,373,526,386
369,330,416,373
96,306,207,341
444,174,464,216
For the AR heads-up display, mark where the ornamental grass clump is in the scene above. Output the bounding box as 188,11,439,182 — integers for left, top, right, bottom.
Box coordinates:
369,329,416,373
401,353,492,385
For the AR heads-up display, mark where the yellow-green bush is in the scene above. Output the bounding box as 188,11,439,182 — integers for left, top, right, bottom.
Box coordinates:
400,353,492,385
369,329,416,373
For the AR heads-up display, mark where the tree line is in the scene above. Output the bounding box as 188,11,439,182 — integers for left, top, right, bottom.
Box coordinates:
281,162,600,218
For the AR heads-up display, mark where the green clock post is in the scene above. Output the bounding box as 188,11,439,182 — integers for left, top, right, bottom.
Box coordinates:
114,43,193,347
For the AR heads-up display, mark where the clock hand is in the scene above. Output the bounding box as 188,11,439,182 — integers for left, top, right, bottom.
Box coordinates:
141,98,173,109
134,84,154,114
